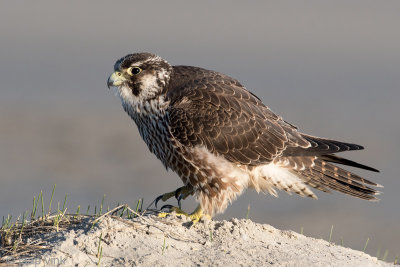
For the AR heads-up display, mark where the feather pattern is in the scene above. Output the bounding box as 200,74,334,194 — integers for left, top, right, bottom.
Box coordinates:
166,66,310,166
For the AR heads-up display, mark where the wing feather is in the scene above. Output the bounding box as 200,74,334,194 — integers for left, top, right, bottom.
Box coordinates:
166,66,310,166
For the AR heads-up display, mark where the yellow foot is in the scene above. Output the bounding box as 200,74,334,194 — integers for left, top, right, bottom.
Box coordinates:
158,205,211,224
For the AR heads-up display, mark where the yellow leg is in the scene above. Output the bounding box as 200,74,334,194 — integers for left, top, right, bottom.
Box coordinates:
158,204,211,224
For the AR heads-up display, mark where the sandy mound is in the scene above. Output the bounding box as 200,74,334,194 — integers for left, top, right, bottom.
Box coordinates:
4,213,392,267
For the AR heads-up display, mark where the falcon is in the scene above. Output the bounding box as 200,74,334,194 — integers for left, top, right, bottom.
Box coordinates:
107,52,381,222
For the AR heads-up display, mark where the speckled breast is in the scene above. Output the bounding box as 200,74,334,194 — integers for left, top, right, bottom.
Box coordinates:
131,112,202,187
132,114,174,169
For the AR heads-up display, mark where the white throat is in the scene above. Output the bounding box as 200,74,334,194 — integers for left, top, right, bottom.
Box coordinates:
113,84,168,118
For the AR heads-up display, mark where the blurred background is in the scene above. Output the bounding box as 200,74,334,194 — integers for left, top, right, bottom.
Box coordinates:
0,0,399,261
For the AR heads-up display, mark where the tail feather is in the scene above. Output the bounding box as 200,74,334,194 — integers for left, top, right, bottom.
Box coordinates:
256,154,381,201
303,169,378,200
295,159,380,201
283,134,365,157
313,160,377,191
320,154,380,173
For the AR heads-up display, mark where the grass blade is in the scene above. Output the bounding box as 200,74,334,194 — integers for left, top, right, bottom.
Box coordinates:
40,191,45,220
382,250,389,261
135,199,141,217
48,184,56,214
31,196,37,220
328,225,334,243
62,193,68,213
363,237,369,252
99,194,106,216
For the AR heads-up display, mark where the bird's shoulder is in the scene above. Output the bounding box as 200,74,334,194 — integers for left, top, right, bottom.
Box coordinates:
169,65,243,88
166,65,268,116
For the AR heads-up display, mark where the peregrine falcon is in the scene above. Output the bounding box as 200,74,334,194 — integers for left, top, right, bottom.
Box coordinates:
107,52,380,221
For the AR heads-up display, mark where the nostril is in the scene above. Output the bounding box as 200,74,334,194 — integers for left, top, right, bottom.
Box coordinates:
117,72,122,76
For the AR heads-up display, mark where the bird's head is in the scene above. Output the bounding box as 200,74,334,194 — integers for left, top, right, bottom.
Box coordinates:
107,53,172,107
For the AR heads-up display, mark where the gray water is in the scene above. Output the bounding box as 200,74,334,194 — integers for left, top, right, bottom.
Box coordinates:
0,1,399,261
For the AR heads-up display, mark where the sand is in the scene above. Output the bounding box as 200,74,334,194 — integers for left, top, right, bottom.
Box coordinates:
3,213,393,267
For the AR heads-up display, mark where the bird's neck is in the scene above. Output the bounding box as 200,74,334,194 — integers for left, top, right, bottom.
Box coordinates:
123,95,168,119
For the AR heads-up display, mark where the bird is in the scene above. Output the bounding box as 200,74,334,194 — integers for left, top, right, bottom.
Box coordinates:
107,52,381,222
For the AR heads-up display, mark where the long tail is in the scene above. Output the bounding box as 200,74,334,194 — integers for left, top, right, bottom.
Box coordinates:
294,156,381,201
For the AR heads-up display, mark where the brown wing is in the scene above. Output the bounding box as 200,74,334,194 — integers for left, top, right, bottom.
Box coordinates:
166,66,310,166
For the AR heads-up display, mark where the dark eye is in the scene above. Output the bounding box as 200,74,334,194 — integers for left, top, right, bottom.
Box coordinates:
128,67,142,75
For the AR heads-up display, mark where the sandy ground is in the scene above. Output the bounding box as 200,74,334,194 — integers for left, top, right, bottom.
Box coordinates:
3,213,393,267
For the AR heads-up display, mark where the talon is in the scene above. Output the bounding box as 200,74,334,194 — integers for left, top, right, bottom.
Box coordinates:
154,195,164,208
174,187,183,200
175,185,194,209
177,194,183,209
160,204,174,211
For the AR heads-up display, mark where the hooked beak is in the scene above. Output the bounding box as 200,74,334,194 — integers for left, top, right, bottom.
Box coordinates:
107,71,125,89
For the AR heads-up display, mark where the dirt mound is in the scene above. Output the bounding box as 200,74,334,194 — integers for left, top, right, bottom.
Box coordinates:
3,213,392,266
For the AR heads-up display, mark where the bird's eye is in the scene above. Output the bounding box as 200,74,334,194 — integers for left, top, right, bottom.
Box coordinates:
128,67,142,75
